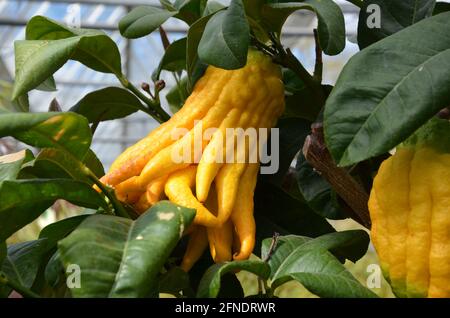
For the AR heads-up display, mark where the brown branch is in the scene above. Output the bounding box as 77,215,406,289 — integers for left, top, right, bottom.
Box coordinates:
302,123,372,229
159,26,170,51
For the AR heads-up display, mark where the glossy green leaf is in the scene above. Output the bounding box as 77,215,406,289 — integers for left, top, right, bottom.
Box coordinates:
186,14,212,88
35,77,57,92
358,0,436,49
434,1,450,14
33,148,91,184
39,215,90,249
1,239,49,295
262,231,370,276
0,112,91,159
58,201,195,297
166,76,189,114
162,0,207,25
13,16,122,99
262,0,346,55
198,0,250,69
266,234,376,297
197,260,270,298
45,250,63,288
70,87,144,123
274,252,378,297
153,38,187,81
254,182,335,239
324,12,450,166
0,179,107,241
83,149,105,178
203,0,226,16
295,153,346,220
119,6,177,39
0,149,34,182
0,80,29,112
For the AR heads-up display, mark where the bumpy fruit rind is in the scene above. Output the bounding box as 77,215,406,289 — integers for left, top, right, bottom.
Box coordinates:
369,118,450,298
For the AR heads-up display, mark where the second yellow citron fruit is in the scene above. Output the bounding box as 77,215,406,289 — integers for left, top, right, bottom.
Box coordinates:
369,118,450,298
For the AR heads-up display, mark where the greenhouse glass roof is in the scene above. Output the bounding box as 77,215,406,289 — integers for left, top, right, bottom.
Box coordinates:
0,0,362,168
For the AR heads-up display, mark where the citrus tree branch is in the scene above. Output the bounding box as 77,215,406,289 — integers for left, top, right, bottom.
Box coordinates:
118,76,170,123
87,172,131,219
302,123,372,229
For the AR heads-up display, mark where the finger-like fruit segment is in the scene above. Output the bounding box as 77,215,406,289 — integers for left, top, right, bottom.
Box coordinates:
181,226,209,272
231,163,259,260
164,166,220,227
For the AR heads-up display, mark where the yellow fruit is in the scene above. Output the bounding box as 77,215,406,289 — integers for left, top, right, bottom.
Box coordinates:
99,49,285,270
180,226,209,272
369,118,450,298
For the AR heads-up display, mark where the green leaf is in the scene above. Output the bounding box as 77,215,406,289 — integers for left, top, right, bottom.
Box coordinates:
158,267,190,296
83,149,105,178
358,0,436,49
198,0,250,69
264,118,311,186
119,6,177,39
295,153,346,220
58,201,195,297
0,179,107,241
166,76,189,114
153,38,187,81
35,77,57,92
0,149,34,182
0,80,29,112
434,1,450,14
254,182,335,239
33,148,92,184
13,16,122,99
262,0,346,55
70,87,144,123
162,0,207,25
0,112,91,159
279,257,378,298
45,251,63,288
267,234,376,297
1,239,49,294
262,231,370,275
186,14,212,88
197,260,270,298
203,0,226,16
324,12,450,166
39,215,90,249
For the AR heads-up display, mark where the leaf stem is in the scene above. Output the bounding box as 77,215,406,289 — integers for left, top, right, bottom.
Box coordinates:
263,232,280,263
270,34,326,108
118,76,170,123
87,171,131,219
0,272,41,298
313,29,323,84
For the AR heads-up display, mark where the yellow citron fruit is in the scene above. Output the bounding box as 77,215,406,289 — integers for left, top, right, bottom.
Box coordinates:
369,118,450,298
100,49,285,270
